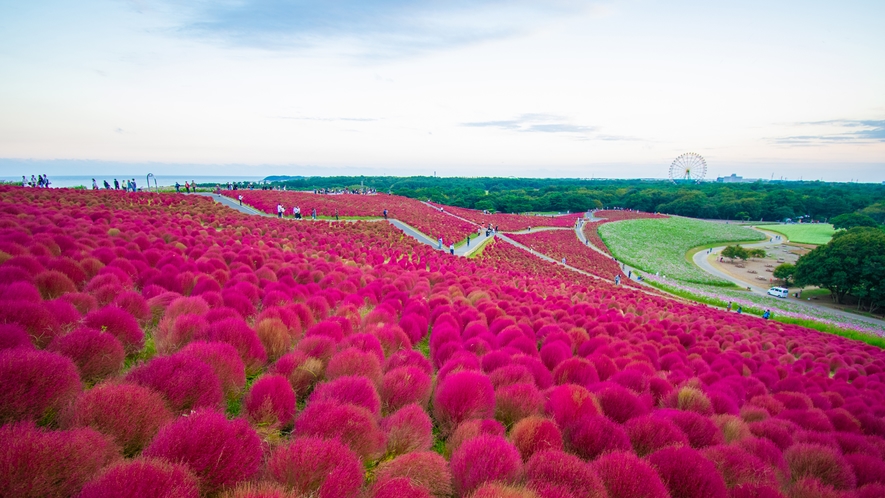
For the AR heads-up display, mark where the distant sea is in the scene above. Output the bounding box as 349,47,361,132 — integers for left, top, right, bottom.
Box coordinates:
1,175,265,188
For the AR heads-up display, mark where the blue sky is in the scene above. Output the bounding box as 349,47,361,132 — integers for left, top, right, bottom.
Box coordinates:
0,0,883,181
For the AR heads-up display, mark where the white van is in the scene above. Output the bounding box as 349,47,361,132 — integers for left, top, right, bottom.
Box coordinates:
767,287,789,298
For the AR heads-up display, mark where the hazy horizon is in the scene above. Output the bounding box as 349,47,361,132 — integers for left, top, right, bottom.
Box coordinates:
1,1,883,181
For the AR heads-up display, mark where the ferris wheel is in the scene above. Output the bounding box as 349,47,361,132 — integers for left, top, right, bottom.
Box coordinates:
669,153,707,183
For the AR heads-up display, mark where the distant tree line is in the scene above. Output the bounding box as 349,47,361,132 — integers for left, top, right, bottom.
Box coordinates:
269,176,885,222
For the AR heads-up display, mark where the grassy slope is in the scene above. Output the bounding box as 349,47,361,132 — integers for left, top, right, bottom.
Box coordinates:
599,217,765,285
761,223,835,245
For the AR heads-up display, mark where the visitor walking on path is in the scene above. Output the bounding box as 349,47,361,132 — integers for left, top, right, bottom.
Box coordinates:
615,275,621,286
92,179,98,190
312,208,317,220
449,244,455,255
467,236,470,247
175,182,181,193
277,204,284,218
383,209,388,220
238,195,244,206
438,238,443,250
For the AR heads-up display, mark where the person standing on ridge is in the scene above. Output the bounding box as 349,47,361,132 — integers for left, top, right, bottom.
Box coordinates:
383,209,388,220
92,178,98,190
449,243,455,255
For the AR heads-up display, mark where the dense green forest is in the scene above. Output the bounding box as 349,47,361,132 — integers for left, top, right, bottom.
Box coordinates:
266,176,885,222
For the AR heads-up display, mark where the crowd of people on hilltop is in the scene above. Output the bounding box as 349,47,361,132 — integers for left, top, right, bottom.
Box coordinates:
21,174,51,188
313,187,377,195
92,178,138,192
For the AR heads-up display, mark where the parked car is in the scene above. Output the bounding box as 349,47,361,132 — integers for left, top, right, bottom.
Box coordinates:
767,287,789,298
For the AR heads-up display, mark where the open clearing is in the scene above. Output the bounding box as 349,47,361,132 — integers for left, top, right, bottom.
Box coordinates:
761,223,835,245
599,216,765,284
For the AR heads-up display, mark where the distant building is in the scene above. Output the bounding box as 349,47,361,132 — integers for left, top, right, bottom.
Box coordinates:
716,174,757,183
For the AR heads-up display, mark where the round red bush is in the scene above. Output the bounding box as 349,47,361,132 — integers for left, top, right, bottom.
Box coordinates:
625,414,690,457
310,375,381,417
784,443,857,490
0,348,81,424
66,381,173,456
375,451,453,497
0,300,61,348
265,436,363,498
155,314,209,355
565,414,631,460
83,306,144,354
702,444,780,490
593,384,649,423
525,449,606,498
48,327,125,383
0,323,33,350
648,446,728,498
510,416,564,461
245,374,297,430
295,400,386,462
592,450,669,498
369,477,433,498
451,435,523,496
78,457,200,498
382,366,433,414
433,370,496,435
845,453,885,487
545,384,600,427
382,403,434,456
143,409,262,494
496,382,545,427
200,317,267,374
269,350,324,397
447,418,506,457
34,270,77,299
178,340,246,398
656,409,724,448
125,353,223,414
326,347,383,387
0,422,118,498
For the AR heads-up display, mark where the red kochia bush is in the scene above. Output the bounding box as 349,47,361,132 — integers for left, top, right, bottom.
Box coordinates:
625,414,690,456
48,327,125,382
0,300,60,347
647,446,728,498
265,436,363,498
201,317,267,374
451,435,523,496
433,370,496,435
510,416,564,461
78,457,200,498
496,382,545,426
326,347,383,387
143,409,262,494
34,270,77,299
369,477,433,498
592,451,669,498
125,353,223,414
155,314,210,355
845,453,885,487
0,348,81,424
382,403,434,456
702,444,779,490
310,375,382,416
244,374,297,430
0,422,118,498
83,306,144,353
469,483,538,498
66,382,173,456
593,384,650,423
374,451,453,497
0,323,32,350
270,350,323,397
565,414,631,460
525,449,607,498
295,400,386,462
784,443,857,490
381,366,433,413
178,341,246,398
447,418,506,457
656,409,724,448
545,384,600,427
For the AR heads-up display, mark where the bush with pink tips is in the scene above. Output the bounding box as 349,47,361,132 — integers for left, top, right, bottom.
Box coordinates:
510,416,563,461
451,434,523,496
525,449,606,498
382,403,433,456
0,422,118,498
701,444,780,490
648,446,728,498
143,409,262,494
245,374,297,430
784,443,856,490
125,353,223,414
327,347,383,387
375,451,453,497
545,384,600,427
48,327,125,383
269,350,323,397
111,291,151,325
254,318,291,361
295,334,337,364
34,270,77,299
201,317,267,374
78,457,200,498
625,413,689,456
845,454,885,487
496,382,544,426
777,409,835,433
592,450,669,498
447,418,506,457
84,306,144,353
265,436,363,498
219,481,293,498
0,300,61,347
593,383,650,423
728,483,786,498
0,323,33,350
310,375,382,416
65,381,173,456
382,366,432,413
656,409,724,448
385,348,433,374
0,348,81,424
178,340,246,398
564,414,631,460
857,484,885,498
369,477,433,498
433,370,496,435
552,357,599,387
295,400,386,462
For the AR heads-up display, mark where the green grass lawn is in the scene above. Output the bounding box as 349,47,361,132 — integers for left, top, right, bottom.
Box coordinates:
599,217,765,285
760,224,835,245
